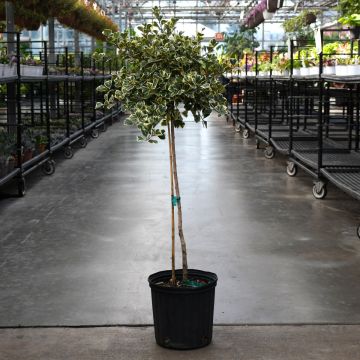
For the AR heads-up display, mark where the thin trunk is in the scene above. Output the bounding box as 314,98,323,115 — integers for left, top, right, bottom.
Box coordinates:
167,123,176,284
170,121,188,281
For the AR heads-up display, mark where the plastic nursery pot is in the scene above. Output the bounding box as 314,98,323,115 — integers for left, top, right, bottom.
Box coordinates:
148,269,218,350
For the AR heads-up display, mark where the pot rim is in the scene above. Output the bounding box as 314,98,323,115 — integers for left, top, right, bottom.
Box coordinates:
148,269,218,293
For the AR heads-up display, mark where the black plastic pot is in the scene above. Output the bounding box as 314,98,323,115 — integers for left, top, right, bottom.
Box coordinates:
148,269,218,350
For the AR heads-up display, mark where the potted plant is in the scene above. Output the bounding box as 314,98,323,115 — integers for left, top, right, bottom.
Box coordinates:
0,46,16,77
94,7,227,349
348,55,360,75
256,52,271,76
20,55,43,77
0,131,14,177
0,130,16,175
323,42,339,75
334,42,360,75
291,59,302,76
272,53,292,76
282,11,318,46
34,134,48,154
22,128,35,162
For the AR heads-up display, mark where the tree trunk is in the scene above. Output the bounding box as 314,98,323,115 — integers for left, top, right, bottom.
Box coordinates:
167,123,176,284
170,121,188,281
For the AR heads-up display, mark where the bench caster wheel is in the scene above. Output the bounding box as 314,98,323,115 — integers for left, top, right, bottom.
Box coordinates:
286,162,297,177
312,181,327,200
243,129,249,139
79,137,87,148
264,146,275,159
91,129,99,138
64,146,74,159
42,160,55,176
256,139,260,149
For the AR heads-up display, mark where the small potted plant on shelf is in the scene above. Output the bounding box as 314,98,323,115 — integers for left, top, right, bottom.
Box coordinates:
323,42,339,75
34,134,48,154
348,55,360,75
0,131,17,175
334,42,360,76
0,131,15,178
256,52,271,76
298,49,317,76
22,128,35,162
0,47,16,77
20,56,43,77
291,59,302,76
272,53,291,76
94,7,227,350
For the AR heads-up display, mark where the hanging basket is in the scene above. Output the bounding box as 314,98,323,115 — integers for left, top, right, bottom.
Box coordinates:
267,0,284,12
304,13,317,25
247,11,265,29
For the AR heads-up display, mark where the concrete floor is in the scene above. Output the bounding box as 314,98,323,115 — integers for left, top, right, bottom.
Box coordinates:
2,325,360,360
0,114,360,329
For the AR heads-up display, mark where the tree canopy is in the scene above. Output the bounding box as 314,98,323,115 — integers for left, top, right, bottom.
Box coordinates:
95,7,228,142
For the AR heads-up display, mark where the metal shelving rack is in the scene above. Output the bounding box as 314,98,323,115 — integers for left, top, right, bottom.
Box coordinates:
225,34,360,236
0,33,121,196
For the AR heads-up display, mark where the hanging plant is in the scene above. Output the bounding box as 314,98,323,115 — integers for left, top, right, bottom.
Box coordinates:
282,10,318,42
244,2,265,29
57,0,118,40
267,0,284,12
0,0,117,38
0,1,47,30
6,0,77,18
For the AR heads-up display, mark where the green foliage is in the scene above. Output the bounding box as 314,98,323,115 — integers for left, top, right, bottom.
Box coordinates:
338,0,360,16
57,1,118,41
95,7,228,143
339,14,360,26
217,27,259,59
323,42,341,55
282,10,318,40
0,0,117,37
34,134,48,145
0,130,16,157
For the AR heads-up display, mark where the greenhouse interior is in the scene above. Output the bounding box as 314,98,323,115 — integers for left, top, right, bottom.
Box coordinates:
0,0,360,359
